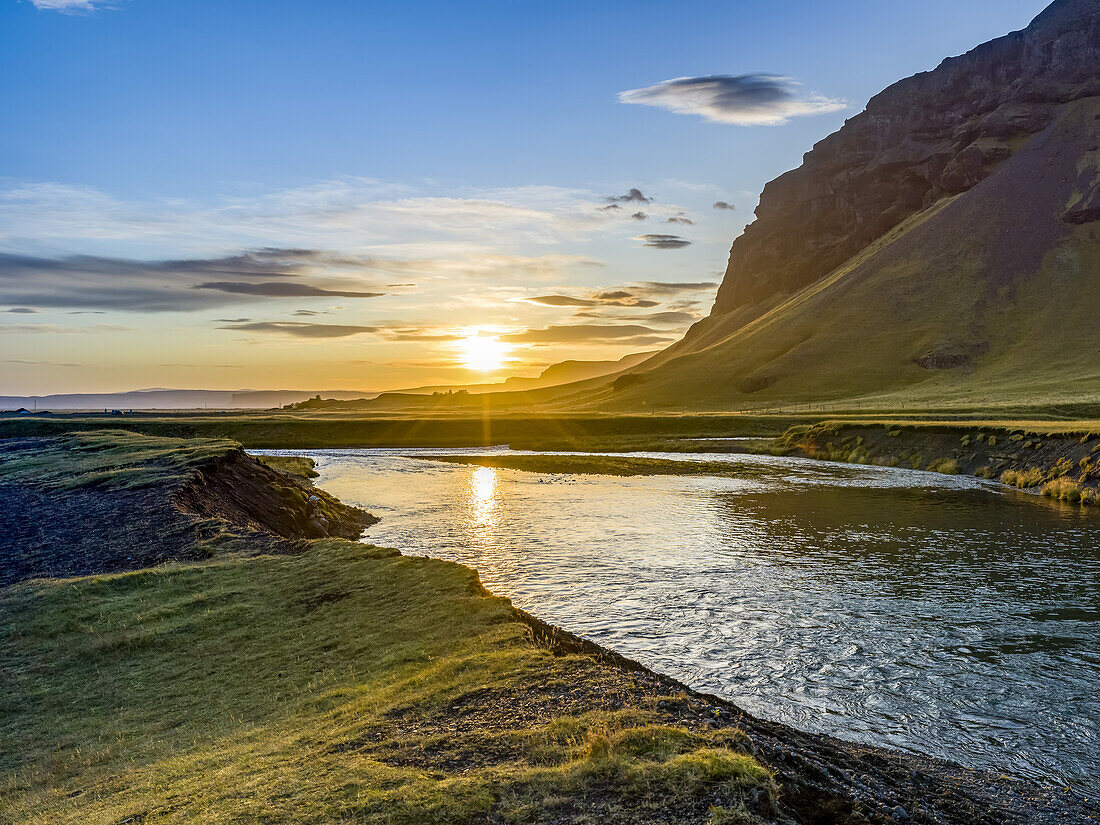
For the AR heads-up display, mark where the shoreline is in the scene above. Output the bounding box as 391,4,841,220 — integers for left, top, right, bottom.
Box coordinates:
1,432,1097,823
772,421,1100,507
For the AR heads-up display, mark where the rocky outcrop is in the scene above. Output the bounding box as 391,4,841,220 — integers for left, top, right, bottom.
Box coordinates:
706,0,1100,322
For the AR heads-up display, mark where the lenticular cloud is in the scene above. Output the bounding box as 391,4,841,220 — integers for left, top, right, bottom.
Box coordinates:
619,74,846,126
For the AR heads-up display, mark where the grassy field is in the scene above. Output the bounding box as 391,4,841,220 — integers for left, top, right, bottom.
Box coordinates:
0,412,801,450
0,543,772,824
4,430,1096,823
5,408,1100,456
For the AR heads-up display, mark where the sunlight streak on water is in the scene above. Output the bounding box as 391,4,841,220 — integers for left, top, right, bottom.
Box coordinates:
257,446,1100,794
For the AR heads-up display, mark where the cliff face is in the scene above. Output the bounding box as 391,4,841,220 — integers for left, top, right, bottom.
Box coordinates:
708,0,1100,320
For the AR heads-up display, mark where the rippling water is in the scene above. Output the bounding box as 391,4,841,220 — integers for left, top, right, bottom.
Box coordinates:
266,447,1100,793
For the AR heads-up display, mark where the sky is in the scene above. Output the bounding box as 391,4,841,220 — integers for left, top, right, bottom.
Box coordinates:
0,0,1051,395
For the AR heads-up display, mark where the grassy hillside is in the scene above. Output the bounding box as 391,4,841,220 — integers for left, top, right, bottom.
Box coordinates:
604,98,1100,411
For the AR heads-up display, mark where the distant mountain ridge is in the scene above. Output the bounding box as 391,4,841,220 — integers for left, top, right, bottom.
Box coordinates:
389,352,656,397
599,0,1100,410
0,389,378,411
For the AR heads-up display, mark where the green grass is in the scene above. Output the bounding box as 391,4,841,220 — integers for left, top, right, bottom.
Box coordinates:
0,412,799,449
253,453,319,478
0,540,772,823
0,430,237,490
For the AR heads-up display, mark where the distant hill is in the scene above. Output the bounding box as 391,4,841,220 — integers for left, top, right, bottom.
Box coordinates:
289,352,656,410
0,389,378,411
389,352,657,396
595,0,1100,411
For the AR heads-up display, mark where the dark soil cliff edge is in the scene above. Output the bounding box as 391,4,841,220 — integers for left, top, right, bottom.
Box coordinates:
0,432,375,585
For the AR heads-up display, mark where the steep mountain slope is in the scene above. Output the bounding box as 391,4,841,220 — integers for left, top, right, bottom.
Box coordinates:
605,0,1100,411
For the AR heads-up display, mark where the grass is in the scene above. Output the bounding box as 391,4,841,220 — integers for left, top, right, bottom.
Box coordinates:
416,453,769,478
0,412,800,450
0,430,237,490
1040,476,1099,505
253,453,319,478
0,539,772,823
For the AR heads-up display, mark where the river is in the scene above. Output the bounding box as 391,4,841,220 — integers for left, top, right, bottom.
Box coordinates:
262,446,1100,794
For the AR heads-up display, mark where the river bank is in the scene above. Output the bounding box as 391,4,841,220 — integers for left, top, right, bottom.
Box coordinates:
1,433,1096,823
773,421,1100,507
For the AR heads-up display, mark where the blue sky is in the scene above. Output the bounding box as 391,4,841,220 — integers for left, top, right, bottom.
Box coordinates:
0,0,1051,394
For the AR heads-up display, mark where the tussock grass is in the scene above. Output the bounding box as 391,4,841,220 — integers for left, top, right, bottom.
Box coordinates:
0,540,771,823
1040,476,1097,505
1001,468,1046,489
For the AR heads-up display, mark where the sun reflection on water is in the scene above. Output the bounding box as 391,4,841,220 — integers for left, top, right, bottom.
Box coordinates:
469,466,497,526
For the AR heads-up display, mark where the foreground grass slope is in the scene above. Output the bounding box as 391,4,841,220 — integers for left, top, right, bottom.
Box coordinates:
0,540,772,824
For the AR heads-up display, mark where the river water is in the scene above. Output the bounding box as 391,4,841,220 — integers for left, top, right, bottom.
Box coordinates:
268,447,1100,793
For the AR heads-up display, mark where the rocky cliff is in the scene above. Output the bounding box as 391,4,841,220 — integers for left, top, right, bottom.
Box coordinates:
707,0,1100,322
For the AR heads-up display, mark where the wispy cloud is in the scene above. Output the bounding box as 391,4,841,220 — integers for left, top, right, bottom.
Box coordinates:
634,234,692,250
524,295,597,307
0,323,131,334
216,321,380,338
30,0,114,12
713,201,736,210
502,324,673,345
0,250,385,312
195,282,384,299
523,289,658,309
633,281,717,295
619,75,846,126
0,180,633,255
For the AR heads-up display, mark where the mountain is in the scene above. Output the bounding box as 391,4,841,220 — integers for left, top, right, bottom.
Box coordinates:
598,0,1100,411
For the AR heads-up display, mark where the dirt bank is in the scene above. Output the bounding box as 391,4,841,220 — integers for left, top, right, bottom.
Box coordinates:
0,433,376,585
775,422,1100,506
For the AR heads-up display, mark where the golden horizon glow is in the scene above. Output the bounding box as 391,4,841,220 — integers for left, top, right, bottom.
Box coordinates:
457,332,511,372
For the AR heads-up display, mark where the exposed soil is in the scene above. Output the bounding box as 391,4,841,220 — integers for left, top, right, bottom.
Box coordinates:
0,438,376,586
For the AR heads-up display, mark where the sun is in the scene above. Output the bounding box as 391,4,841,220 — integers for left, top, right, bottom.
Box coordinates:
457,333,509,372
